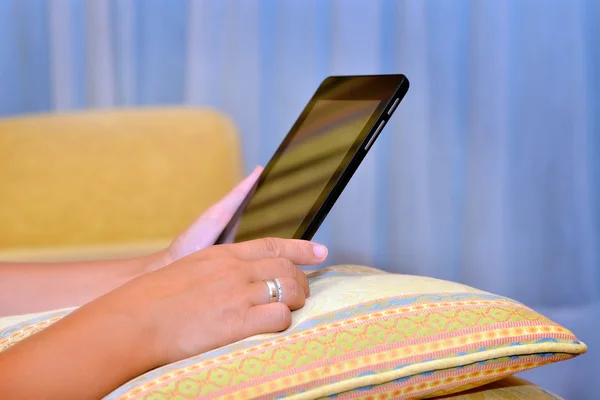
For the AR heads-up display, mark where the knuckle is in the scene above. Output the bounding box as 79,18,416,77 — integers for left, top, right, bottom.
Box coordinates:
214,259,242,281
294,240,305,258
290,280,306,309
278,258,297,277
200,245,228,260
263,237,281,257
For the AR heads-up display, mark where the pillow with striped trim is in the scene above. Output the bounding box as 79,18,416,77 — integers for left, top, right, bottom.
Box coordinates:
0,265,586,399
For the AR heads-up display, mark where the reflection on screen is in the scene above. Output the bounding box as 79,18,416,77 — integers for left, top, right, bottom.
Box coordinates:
233,99,381,242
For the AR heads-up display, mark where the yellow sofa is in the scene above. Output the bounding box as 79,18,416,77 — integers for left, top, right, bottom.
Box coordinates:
0,107,243,262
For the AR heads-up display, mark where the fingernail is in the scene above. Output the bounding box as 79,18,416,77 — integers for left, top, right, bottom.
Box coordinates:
313,244,328,259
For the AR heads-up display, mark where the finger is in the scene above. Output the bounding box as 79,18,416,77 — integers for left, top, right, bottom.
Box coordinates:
246,258,309,296
246,277,306,311
241,303,292,337
223,237,328,266
171,167,263,254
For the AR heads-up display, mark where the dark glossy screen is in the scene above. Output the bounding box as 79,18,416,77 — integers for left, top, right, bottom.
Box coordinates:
232,99,381,242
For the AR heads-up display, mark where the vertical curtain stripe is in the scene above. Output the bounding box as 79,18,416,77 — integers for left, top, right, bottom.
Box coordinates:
271,1,321,142
424,1,470,282
86,0,115,107
505,2,583,306
68,0,87,109
14,0,52,114
186,0,218,106
583,0,600,284
0,1,21,116
133,0,188,105
388,1,433,276
217,1,262,170
110,0,135,106
556,0,598,303
257,0,278,166
314,1,332,82
461,0,510,294
184,0,203,105
48,0,73,111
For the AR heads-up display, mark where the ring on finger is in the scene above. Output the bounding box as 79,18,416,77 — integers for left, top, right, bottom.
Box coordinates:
274,278,283,303
264,279,280,303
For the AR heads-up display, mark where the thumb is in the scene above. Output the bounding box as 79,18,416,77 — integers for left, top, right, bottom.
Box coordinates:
201,166,263,223
170,166,263,258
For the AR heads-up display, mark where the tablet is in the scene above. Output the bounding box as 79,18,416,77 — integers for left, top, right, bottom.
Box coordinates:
215,74,409,244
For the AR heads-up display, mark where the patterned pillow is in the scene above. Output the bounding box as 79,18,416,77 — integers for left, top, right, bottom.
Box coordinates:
431,376,563,399
0,265,586,399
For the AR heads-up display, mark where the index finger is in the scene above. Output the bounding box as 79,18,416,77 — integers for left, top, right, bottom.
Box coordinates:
222,237,328,265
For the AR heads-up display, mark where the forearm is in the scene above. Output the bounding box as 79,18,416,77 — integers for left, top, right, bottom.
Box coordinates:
0,254,159,317
0,300,155,399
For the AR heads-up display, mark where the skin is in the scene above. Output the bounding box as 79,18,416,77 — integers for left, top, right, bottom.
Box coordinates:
0,167,329,399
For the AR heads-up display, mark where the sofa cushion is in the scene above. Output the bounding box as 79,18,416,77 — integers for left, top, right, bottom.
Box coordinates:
0,107,243,250
0,240,169,263
431,375,563,399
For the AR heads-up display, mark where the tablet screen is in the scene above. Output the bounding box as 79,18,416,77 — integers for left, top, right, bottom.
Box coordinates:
231,99,381,242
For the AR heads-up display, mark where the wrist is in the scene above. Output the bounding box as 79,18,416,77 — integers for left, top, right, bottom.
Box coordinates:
85,278,167,372
0,300,157,399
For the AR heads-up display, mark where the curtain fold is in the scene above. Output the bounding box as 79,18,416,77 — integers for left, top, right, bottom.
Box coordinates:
0,0,597,397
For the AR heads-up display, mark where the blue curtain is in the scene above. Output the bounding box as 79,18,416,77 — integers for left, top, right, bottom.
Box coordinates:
0,0,598,396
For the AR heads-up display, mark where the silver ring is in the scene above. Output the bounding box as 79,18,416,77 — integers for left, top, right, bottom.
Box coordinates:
264,280,279,303
274,278,283,303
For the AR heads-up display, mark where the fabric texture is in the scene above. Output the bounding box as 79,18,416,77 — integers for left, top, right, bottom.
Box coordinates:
432,376,562,400
0,265,586,399
0,241,169,263
0,107,243,252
